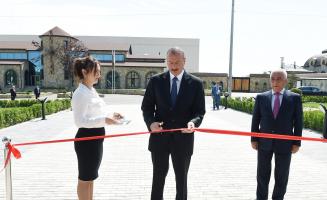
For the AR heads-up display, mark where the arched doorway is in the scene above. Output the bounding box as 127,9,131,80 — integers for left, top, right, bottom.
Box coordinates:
25,70,30,86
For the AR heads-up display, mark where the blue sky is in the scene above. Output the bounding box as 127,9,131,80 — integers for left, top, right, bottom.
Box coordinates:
1,0,327,75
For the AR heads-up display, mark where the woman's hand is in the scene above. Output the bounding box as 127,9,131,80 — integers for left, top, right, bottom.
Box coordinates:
105,117,120,125
113,112,124,120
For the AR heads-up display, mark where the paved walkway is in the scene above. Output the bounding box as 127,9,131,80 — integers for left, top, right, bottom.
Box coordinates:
0,95,326,199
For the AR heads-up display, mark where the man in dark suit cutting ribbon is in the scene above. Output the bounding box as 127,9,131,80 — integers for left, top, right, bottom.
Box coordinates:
142,47,205,200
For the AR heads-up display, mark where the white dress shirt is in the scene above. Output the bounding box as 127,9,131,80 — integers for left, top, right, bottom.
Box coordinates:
72,83,107,128
271,88,285,110
169,70,184,94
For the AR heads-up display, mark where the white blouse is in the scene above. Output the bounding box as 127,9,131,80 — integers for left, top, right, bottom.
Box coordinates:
72,83,107,128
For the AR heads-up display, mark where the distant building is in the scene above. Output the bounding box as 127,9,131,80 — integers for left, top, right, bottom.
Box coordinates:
303,49,327,73
0,26,199,90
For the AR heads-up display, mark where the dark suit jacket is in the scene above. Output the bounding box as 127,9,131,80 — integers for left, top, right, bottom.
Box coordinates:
251,90,303,153
141,71,206,156
10,89,16,98
34,87,40,98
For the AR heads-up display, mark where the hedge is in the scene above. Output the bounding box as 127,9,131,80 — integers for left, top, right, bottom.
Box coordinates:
302,96,327,103
0,99,39,108
221,97,254,114
0,99,71,129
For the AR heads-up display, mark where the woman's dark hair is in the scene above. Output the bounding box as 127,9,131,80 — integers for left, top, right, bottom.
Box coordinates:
73,56,99,80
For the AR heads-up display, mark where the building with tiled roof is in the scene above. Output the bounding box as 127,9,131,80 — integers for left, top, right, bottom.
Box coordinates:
0,27,199,90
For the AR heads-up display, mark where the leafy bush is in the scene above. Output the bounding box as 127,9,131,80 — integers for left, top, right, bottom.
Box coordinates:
290,88,302,95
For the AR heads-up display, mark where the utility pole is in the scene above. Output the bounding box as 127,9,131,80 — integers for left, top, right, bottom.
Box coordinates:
228,0,235,96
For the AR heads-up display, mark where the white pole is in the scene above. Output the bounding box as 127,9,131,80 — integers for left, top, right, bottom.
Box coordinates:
228,0,235,96
2,137,13,200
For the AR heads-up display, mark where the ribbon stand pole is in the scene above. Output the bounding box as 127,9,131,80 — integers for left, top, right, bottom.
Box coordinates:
2,137,13,200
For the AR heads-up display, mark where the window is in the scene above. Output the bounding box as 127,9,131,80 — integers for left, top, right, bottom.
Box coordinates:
0,52,27,60
64,64,70,80
126,71,140,89
41,54,44,65
323,60,326,66
40,69,44,80
64,40,68,49
263,82,267,91
106,71,120,89
28,51,43,72
5,70,17,86
145,71,157,87
90,53,125,63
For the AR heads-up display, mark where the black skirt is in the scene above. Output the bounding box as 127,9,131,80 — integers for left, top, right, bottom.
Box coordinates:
74,127,105,181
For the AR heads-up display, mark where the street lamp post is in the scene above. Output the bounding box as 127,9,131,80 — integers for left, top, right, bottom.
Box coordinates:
20,64,23,89
228,0,235,96
112,49,116,94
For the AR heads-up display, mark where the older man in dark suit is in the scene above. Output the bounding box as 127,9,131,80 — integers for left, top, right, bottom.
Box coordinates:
251,69,303,200
141,47,205,200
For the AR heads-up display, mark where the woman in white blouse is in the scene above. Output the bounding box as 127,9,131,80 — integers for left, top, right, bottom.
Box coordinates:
72,56,121,200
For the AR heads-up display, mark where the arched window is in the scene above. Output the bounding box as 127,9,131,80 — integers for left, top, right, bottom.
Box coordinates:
145,71,157,87
126,71,141,89
106,71,120,89
254,81,259,91
5,70,17,86
322,60,326,66
263,82,267,91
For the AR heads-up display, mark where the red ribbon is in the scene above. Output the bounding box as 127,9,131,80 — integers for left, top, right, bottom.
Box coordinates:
1,128,326,172
195,128,327,143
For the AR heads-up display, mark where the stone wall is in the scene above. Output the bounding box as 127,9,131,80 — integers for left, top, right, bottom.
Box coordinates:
199,77,228,90
250,74,270,92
